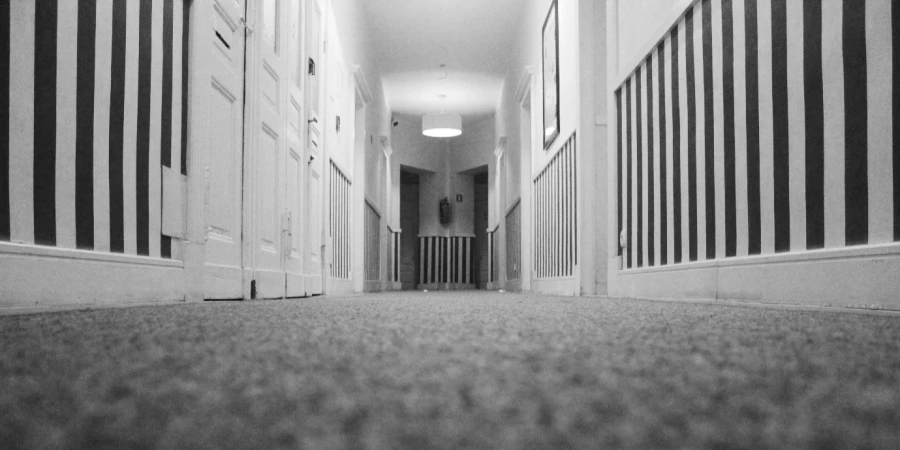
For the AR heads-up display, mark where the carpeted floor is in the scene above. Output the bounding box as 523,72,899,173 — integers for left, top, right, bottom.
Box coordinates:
1,291,899,449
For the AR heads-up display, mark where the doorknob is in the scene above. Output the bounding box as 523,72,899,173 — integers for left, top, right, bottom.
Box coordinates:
308,117,318,124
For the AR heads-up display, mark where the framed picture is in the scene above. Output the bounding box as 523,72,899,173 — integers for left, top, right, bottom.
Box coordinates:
542,0,560,149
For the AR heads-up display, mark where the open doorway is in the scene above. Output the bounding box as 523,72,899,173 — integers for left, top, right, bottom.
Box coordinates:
473,171,489,288
399,170,420,289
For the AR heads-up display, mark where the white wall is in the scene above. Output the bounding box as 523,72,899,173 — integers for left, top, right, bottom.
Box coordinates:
494,0,608,295
616,0,689,71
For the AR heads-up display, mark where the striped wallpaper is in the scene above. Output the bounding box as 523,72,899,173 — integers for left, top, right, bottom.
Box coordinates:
330,160,351,279
616,0,899,269
1,0,189,259
418,236,475,286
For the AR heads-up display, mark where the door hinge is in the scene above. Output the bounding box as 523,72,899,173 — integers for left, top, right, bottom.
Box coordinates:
240,17,255,34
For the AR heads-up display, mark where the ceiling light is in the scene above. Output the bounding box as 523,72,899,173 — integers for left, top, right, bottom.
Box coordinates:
422,94,461,138
422,112,462,137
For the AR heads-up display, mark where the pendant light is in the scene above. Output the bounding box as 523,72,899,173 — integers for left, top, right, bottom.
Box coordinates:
422,94,462,138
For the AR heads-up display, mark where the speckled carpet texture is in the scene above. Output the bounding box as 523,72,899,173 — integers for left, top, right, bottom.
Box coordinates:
2,291,900,449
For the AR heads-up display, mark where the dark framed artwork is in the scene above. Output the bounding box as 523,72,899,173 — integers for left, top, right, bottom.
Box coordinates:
542,0,560,149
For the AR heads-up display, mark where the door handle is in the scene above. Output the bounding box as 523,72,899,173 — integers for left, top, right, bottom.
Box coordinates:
308,117,318,124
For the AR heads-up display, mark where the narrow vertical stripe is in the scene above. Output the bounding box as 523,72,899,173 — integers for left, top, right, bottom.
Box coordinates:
745,0,761,254
866,0,893,244
136,0,152,255
34,0,58,246
161,0,173,167
758,0,776,254
109,0,126,253
786,0,808,252
658,43,668,265
733,0,749,256
616,89,623,256
647,57,656,266
844,0,868,245
723,0,737,257
665,34,676,265
149,0,163,258
626,79,633,268
771,0,791,252
672,25,684,263
0,0,9,240
77,0,97,249
895,0,900,242
9,1,34,244
702,0,716,260
161,0,174,258
822,0,846,248
462,238,468,283
55,0,78,249
804,0,824,249
636,67,644,268
686,8,699,261
711,0,726,260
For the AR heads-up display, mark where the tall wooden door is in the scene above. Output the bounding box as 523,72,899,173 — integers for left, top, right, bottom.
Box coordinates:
247,0,288,299
304,0,324,295
283,0,307,297
202,0,247,299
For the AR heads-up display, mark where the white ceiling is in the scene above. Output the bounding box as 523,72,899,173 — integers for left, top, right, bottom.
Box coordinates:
360,0,525,118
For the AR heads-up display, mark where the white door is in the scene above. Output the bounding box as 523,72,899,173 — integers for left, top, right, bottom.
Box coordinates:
202,0,247,299
304,0,324,295
246,0,288,299
283,0,306,297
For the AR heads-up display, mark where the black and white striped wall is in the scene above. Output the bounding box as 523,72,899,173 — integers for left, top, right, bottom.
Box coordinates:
533,132,577,279
418,235,474,287
505,198,521,282
616,0,899,270
330,160,351,280
2,0,190,259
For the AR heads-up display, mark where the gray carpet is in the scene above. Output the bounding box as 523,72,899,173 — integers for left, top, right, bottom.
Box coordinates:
1,291,899,449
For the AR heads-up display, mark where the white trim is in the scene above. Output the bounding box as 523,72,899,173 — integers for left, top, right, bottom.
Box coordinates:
329,156,353,183
350,65,373,105
0,249,186,308
380,135,392,157
494,136,507,158
364,196,383,217
0,242,183,268
611,252,900,310
515,66,534,105
505,197,522,217
620,242,900,275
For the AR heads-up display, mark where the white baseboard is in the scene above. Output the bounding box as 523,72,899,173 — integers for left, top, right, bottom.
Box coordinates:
1,242,185,308
532,276,578,296
609,243,900,310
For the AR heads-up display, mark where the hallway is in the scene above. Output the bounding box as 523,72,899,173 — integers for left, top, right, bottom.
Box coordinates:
3,293,899,449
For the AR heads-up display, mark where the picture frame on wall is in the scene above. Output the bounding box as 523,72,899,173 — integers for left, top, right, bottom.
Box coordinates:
542,0,560,149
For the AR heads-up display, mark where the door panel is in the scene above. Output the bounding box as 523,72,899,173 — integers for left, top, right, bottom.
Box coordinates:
259,126,278,247
283,0,305,297
304,0,324,295
246,0,288,299
203,0,246,299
